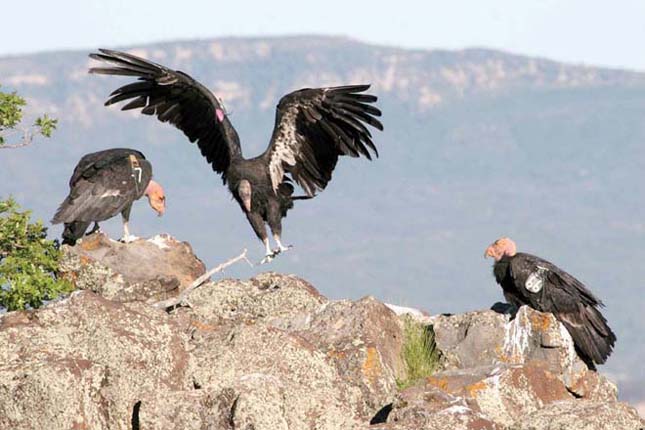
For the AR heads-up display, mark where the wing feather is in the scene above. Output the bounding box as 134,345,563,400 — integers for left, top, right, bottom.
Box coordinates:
52,149,151,224
263,85,382,196
89,48,242,182
508,253,616,365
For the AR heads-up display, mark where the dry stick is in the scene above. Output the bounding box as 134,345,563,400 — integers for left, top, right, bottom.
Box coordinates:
0,127,33,149
153,249,252,311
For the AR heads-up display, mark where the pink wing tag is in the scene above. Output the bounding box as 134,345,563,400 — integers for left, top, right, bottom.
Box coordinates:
215,109,225,122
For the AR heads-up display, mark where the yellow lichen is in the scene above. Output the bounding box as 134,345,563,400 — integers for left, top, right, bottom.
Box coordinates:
530,313,552,332
426,376,449,392
362,346,381,384
466,380,488,397
190,320,217,332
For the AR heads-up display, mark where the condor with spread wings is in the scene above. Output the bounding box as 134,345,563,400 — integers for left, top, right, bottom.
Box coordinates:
485,237,616,369
89,49,383,262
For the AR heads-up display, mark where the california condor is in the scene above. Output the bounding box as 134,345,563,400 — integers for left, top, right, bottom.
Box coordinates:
88,49,383,263
485,237,616,368
52,148,165,245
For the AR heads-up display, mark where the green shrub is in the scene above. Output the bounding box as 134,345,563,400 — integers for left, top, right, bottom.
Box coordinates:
0,85,57,147
397,316,440,389
0,197,73,310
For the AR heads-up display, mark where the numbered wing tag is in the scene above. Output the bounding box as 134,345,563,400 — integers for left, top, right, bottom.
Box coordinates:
128,154,142,183
132,167,142,183
525,266,548,293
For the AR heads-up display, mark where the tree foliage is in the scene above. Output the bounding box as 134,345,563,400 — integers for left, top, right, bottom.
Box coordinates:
0,198,73,311
0,85,57,147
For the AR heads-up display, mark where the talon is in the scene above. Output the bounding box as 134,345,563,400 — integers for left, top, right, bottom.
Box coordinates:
260,253,275,265
119,234,139,243
273,244,292,254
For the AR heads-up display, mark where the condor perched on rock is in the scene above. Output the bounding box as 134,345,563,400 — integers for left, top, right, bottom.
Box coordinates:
485,237,616,368
89,49,383,263
52,148,165,245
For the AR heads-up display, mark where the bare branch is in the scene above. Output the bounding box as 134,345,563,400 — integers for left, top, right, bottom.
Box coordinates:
0,127,33,149
153,249,252,311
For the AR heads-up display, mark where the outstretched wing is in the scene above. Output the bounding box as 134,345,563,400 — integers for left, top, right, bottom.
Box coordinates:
510,253,616,365
263,85,383,196
52,149,152,224
89,48,242,182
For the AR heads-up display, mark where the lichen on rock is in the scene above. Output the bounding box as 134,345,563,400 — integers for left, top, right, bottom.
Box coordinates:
0,235,642,429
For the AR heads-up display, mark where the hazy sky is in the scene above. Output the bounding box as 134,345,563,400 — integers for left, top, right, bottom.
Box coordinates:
1,0,645,70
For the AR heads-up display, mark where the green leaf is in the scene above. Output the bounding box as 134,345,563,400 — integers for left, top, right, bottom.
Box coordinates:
0,86,26,130
34,114,57,138
0,85,57,146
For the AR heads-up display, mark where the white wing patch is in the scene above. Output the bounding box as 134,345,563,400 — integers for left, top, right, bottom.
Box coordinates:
268,108,298,193
525,265,548,293
99,189,121,198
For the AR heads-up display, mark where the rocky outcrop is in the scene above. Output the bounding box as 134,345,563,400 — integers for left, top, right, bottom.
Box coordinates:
58,232,206,302
379,306,641,429
0,292,189,430
1,235,642,429
511,400,644,430
177,273,405,422
429,306,615,399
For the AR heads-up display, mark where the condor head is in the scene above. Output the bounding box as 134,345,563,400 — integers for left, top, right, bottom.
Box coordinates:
484,237,517,261
145,180,166,216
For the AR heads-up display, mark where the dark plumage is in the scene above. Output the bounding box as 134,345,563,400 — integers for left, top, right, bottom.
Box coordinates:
89,49,383,261
52,148,165,245
485,237,616,368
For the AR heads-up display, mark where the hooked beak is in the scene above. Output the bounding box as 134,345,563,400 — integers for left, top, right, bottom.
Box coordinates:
242,196,251,212
147,197,165,217
484,245,494,259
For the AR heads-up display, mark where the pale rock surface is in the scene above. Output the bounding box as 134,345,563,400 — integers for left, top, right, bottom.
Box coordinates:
58,232,206,302
1,235,641,429
511,400,644,430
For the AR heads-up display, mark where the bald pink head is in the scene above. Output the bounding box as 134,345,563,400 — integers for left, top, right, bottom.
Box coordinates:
145,180,165,216
484,237,517,261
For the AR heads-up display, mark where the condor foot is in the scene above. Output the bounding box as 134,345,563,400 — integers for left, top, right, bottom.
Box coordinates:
119,234,140,244
259,245,293,265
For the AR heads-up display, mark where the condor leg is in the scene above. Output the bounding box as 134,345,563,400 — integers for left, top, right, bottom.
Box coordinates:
119,205,138,243
88,222,101,235
267,201,291,254
246,211,273,263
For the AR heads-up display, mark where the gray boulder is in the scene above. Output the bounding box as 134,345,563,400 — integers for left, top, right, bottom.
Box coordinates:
382,383,504,430
0,291,189,430
511,400,644,430
429,306,616,401
296,296,406,417
181,274,405,421
58,232,206,302
178,271,326,329
187,321,363,429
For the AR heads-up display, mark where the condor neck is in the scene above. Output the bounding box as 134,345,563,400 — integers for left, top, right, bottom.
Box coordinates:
493,255,513,283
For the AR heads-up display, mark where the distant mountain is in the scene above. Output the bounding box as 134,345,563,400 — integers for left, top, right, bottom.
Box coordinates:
1,36,644,407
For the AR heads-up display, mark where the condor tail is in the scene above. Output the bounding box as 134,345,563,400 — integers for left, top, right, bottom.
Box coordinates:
559,304,616,369
61,221,91,246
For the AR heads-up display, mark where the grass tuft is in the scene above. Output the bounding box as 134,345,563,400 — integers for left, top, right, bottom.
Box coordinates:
397,316,440,390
